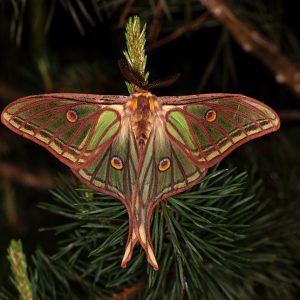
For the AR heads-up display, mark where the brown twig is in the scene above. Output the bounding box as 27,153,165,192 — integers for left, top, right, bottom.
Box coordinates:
199,0,300,98
0,162,55,189
0,82,24,102
110,282,144,300
147,12,209,51
279,110,300,121
119,0,135,28
2,183,21,228
147,0,165,43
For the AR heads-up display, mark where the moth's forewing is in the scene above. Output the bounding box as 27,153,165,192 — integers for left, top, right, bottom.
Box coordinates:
162,94,280,168
1,94,128,168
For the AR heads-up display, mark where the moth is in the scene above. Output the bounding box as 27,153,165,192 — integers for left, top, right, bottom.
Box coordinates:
1,68,280,270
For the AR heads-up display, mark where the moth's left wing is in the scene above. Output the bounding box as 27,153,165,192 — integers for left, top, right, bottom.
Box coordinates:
161,94,280,168
1,93,127,168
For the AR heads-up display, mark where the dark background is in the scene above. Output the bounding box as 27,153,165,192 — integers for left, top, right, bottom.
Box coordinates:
0,0,299,298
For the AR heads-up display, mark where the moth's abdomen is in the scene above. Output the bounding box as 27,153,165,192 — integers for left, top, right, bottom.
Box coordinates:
131,111,153,150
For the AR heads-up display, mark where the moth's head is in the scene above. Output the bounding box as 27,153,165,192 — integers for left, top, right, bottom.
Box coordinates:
118,59,180,93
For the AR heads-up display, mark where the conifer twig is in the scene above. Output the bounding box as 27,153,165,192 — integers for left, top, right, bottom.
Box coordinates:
0,162,56,189
119,0,135,27
2,183,20,227
123,16,149,93
110,282,144,300
279,110,300,121
147,0,165,43
147,12,209,51
7,240,33,300
199,0,300,98
0,82,24,102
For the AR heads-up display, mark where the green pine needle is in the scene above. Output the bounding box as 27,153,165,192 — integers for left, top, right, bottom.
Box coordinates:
30,167,300,300
7,240,32,300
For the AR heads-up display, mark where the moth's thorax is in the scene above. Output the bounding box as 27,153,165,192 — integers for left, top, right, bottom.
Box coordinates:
125,92,160,112
125,92,160,151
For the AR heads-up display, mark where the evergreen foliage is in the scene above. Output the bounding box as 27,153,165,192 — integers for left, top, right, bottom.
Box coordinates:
4,167,300,299
6,240,32,300
0,2,300,300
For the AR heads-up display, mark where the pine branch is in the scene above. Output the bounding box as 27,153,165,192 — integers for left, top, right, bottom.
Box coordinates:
147,0,165,44
119,0,135,28
7,240,33,300
147,12,209,51
279,109,300,121
0,82,24,102
0,162,56,189
199,0,300,98
2,182,20,228
30,167,300,299
110,282,144,300
0,289,15,300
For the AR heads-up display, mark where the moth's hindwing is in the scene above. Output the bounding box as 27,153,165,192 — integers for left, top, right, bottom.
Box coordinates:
122,118,207,270
73,118,138,202
72,120,140,269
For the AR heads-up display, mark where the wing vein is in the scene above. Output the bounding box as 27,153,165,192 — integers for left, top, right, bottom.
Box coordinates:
217,110,249,136
214,97,274,121
11,99,72,117
186,118,208,161
171,146,188,185
183,111,221,154
105,146,112,189
212,104,263,130
203,119,234,145
18,105,73,129
90,147,110,182
60,119,93,155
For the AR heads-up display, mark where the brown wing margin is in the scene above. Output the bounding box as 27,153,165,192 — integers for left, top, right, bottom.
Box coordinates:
159,93,233,105
28,93,128,104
